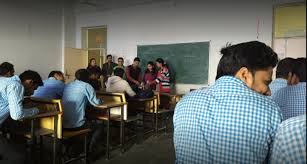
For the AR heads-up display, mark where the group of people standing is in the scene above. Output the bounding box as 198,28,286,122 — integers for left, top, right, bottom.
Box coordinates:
86,54,172,98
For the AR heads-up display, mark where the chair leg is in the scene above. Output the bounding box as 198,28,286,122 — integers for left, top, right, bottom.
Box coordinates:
40,136,44,163
155,113,158,137
120,121,125,153
84,135,88,164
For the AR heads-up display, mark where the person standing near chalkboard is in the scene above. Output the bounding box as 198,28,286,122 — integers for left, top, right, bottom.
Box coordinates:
155,58,171,93
102,54,117,87
126,57,142,92
143,61,157,90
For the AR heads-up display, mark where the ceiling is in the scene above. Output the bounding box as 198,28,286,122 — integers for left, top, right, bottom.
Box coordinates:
74,0,173,13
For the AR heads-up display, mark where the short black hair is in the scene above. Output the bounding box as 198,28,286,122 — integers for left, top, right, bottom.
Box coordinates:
106,54,112,59
75,69,90,83
48,71,63,78
19,70,43,86
134,57,140,62
114,68,125,78
0,62,14,76
88,67,101,76
156,58,164,64
118,57,124,61
292,58,306,82
276,57,296,79
215,41,278,80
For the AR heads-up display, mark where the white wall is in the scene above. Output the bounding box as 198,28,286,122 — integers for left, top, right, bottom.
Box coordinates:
75,0,275,93
0,0,66,79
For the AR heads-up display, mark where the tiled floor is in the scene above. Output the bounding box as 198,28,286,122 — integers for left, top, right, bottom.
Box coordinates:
93,133,175,164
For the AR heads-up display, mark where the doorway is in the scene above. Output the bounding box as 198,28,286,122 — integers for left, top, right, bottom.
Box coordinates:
82,26,107,68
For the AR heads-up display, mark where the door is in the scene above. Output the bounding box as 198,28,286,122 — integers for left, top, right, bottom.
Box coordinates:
64,48,88,83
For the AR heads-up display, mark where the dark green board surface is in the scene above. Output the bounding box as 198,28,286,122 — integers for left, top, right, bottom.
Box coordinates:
137,42,209,84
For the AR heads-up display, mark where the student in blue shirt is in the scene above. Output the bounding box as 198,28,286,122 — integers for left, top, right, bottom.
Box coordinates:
273,58,306,121
269,57,295,97
173,41,281,164
62,69,103,154
32,70,65,99
0,70,43,164
270,114,306,164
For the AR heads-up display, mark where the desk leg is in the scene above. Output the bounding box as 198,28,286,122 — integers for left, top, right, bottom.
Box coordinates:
53,116,58,164
106,109,110,160
120,106,124,153
30,119,36,164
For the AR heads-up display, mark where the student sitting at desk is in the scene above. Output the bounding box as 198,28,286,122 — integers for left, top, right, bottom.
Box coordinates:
32,70,65,99
273,58,306,121
173,41,281,163
126,57,142,92
88,67,102,91
269,57,295,97
106,68,136,97
0,62,15,77
270,114,306,164
0,70,43,164
62,69,103,153
143,61,157,90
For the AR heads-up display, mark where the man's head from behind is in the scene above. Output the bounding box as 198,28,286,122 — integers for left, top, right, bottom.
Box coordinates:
0,62,15,77
289,58,306,85
216,41,278,96
88,68,101,80
114,68,125,78
48,71,65,82
19,70,43,96
276,57,295,79
75,69,90,83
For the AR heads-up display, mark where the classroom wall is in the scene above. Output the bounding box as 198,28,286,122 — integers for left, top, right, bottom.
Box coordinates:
0,0,72,79
75,0,277,93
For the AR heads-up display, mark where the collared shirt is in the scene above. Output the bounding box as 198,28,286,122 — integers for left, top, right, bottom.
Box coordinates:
173,76,282,164
269,78,287,97
270,114,306,164
32,77,65,99
62,80,102,128
273,82,306,121
0,75,39,125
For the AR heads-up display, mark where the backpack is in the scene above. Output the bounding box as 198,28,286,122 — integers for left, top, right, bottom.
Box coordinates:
136,89,154,98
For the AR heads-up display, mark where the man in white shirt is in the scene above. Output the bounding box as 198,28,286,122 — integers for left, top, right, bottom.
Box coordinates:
106,68,136,97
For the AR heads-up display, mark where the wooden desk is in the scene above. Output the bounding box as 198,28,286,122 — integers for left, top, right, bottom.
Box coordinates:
127,97,157,137
92,102,127,160
23,110,62,164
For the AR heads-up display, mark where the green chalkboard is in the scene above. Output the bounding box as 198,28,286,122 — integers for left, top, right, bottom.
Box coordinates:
137,42,209,84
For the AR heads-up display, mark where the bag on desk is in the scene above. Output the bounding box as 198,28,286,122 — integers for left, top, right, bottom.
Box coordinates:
136,89,154,98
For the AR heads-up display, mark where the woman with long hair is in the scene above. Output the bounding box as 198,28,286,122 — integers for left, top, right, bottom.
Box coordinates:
143,61,157,90
155,58,171,93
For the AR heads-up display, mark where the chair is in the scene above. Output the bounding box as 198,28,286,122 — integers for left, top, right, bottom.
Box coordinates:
87,91,136,159
28,97,90,164
151,92,182,135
